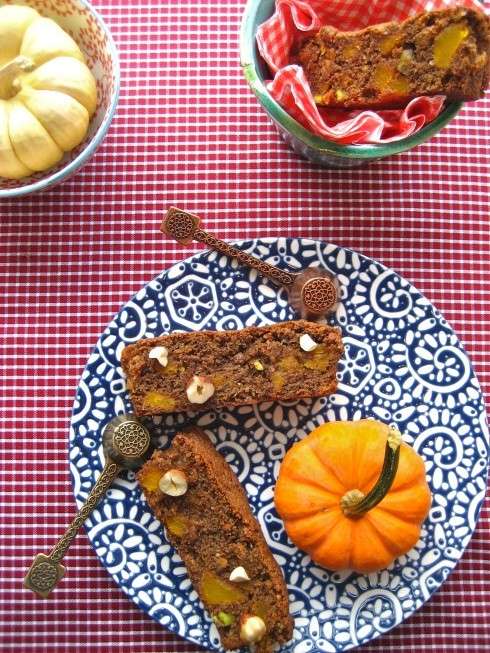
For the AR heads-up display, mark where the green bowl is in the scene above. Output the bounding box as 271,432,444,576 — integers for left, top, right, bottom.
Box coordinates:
239,0,462,167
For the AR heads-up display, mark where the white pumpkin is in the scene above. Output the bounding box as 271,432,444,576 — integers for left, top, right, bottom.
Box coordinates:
0,4,97,179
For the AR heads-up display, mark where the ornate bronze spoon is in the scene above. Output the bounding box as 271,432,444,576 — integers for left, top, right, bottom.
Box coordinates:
162,207,338,320
24,415,153,597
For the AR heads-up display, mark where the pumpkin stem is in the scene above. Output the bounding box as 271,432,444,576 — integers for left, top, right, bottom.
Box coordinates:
0,56,34,100
341,427,402,517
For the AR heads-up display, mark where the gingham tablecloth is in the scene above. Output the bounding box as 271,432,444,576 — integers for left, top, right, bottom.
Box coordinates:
1,1,489,652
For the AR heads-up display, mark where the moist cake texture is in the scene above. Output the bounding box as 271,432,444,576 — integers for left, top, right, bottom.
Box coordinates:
297,7,490,109
121,320,343,416
137,428,293,652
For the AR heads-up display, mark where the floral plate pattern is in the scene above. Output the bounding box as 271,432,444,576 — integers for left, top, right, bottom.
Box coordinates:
69,238,489,652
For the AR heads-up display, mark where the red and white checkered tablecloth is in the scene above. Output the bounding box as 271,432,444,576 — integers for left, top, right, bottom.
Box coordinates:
0,1,489,652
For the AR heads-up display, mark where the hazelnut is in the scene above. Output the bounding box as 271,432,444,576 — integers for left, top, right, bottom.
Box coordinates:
299,334,318,352
159,469,188,496
186,375,215,404
240,615,266,644
148,346,168,367
229,566,250,583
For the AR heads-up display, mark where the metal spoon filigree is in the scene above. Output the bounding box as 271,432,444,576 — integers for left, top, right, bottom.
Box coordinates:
24,415,153,598
162,207,338,320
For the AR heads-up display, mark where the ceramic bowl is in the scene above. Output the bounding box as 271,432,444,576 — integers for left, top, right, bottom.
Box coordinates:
240,0,462,168
0,0,120,198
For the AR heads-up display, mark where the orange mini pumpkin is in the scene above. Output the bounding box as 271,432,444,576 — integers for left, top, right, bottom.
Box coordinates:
274,419,431,573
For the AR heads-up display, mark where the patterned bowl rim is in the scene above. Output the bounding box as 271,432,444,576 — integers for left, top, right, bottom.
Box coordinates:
0,0,120,199
69,236,490,652
239,0,464,160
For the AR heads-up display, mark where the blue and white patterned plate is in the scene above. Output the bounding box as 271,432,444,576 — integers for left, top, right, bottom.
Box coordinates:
69,238,489,652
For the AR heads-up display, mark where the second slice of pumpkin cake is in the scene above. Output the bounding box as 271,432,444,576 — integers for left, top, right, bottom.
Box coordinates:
137,427,293,652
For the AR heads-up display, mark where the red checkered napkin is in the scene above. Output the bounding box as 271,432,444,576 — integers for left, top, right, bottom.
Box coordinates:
257,0,483,144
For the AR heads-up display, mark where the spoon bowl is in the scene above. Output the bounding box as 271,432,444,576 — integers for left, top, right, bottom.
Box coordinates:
103,414,152,469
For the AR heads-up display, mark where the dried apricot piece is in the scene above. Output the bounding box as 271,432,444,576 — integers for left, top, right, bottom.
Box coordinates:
373,63,409,94
143,391,176,412
379,33,402,54
200,570,246,605
253,599,269,622
302,344,333,371
139,466,162,492
277,355,301,372
166,514,188,537
434,22,469,69
271,371,285,391
342,43,359,58
211,372,227,388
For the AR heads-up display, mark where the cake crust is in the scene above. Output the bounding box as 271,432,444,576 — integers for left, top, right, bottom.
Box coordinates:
121,320,343,416
137,428,293,652
297,7,490,109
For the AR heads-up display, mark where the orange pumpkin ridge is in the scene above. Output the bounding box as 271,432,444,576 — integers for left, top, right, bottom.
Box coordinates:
274,419,432,573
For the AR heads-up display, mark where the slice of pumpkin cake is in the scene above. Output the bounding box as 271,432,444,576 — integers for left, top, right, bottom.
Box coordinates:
137,427,293,652
298,7,490,109
121,320,343,416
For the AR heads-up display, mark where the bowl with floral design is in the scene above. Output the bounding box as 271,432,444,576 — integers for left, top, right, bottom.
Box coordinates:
0,0,119,198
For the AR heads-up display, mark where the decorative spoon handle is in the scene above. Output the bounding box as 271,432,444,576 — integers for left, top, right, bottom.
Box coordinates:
194,228,296,286
162,206,297,286
24,460,121,597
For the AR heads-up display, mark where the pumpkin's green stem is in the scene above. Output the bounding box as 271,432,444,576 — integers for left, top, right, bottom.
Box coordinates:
340,428,402,517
